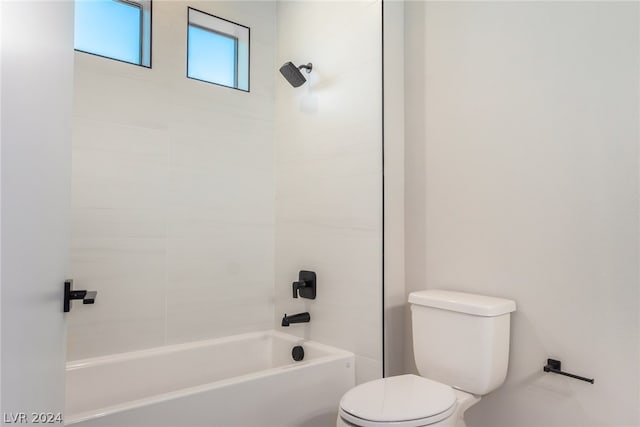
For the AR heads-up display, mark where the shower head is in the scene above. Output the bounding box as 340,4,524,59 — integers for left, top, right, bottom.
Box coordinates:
279,61,313,87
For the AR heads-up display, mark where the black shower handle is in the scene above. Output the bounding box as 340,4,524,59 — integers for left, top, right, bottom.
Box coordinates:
292,281,306,298
291,271,316,299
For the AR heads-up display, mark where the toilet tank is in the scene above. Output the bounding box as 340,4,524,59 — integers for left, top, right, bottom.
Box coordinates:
409,290,516,396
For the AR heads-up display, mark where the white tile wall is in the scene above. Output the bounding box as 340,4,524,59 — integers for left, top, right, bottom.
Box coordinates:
69,1,277,360
274,0,383,384
70,1,384,379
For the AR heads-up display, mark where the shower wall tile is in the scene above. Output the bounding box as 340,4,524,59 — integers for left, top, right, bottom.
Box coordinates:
69,117,169,360
274,0,383,384
165,219,274,344
67,237,166,359
275,226,382,360
162,0,276,347
69,1,276,360
71,0,382,368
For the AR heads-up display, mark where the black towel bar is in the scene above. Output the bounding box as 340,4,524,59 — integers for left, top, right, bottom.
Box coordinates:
543,359,594,384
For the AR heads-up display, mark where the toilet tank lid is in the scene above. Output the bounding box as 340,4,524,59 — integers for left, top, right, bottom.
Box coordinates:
409,290,516,317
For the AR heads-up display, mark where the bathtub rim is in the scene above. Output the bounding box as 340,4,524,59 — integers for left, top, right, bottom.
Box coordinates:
65,330,355,425
67,329,349,369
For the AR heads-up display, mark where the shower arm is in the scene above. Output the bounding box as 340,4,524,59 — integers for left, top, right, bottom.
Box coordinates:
298,63,313,73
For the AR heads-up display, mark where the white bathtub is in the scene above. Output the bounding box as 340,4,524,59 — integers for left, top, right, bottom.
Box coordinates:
65,330,355,427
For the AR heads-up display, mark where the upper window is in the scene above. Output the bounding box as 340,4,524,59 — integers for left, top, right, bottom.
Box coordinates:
74,0,152,67
187,8,250,92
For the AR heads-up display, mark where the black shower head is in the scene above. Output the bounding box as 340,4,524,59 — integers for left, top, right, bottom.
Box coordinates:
279,61,313,87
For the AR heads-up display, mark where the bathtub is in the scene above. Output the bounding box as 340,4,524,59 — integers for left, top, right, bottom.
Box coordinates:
65,330,355,427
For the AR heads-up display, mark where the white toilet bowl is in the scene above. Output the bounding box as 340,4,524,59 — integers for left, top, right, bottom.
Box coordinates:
336,375,480,427
337,291,516,427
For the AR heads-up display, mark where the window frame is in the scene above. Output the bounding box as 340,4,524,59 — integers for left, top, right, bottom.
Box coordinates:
186,7,250,92
74,0,152,68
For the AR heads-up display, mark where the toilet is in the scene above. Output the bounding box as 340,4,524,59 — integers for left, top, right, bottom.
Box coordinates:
337,290,516,427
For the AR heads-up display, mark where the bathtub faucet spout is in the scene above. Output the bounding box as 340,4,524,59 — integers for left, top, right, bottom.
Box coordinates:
281,312,310,327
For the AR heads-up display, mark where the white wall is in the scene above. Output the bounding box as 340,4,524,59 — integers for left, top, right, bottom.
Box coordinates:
403,2,639,426
274,0,383,384
69,1,276,360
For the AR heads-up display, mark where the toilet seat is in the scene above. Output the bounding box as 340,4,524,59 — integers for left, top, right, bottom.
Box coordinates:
338,375,457,427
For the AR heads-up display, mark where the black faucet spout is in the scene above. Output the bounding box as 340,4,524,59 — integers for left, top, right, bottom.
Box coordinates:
281,312,310,327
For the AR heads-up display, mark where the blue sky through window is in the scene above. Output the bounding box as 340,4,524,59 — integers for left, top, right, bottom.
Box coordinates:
187,25,237,88
75,0,142,65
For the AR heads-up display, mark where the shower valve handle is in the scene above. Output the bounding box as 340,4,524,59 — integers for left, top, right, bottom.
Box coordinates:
291,270,316,299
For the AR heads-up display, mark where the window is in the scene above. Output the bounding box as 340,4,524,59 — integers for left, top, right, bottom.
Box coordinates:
187,8,250,92
74,0,151,67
